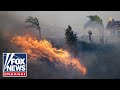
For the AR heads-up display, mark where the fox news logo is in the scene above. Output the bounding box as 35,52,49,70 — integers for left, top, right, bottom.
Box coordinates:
3,53,27,77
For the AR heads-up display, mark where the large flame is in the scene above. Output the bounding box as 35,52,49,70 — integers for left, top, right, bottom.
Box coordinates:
11,35,87,75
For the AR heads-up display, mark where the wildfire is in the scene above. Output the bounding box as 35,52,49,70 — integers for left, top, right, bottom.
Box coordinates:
11,35,87,75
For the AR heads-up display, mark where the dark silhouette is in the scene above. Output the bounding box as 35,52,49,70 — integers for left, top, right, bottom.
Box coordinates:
65,25,78,46
88,30,92,42
26,16,41,40
65,25,78,52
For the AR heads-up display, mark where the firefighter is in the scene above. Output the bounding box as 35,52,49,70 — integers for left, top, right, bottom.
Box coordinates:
88,30,92,42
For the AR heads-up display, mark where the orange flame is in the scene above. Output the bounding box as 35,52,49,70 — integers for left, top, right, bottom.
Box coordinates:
11,35,87,75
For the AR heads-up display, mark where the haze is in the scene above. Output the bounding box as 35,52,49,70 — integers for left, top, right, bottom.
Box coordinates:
1,11,120,37
7,11,120,28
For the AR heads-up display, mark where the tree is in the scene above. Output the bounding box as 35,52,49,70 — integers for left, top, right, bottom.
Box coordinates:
26,16,41,39
65,25,78,47
87,15,102,24
84,15,104,44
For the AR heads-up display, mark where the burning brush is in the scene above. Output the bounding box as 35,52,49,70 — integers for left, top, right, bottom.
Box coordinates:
10,34,87,75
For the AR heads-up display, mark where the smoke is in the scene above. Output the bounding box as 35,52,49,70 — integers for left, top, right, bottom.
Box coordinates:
83,20,120,78
1,12,120,79
27,59,85,79
84,20,103,30
79,41,120,79
0,12,83,79
82,19,120,44
26,40,120,79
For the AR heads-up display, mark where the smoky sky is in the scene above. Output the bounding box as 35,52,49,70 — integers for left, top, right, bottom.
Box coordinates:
6,11,120,28
1,11,119,37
